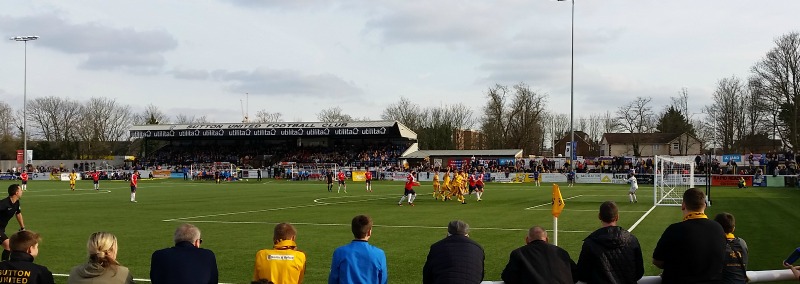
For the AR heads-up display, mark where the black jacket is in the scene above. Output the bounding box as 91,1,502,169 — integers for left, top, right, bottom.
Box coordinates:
422,235,485,284
0,251,55,284
150,241,218,284
501,240,577,284
576,226,644,284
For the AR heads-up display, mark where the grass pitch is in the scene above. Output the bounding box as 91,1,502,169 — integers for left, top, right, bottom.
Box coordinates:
2,179,798,284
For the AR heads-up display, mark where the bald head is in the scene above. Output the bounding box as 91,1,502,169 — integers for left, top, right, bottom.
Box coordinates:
526,226,547,243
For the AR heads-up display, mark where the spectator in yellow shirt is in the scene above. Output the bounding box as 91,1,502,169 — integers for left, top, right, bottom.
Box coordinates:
253,223,306,284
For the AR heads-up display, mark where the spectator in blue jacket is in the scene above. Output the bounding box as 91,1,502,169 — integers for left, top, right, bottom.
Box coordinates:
329,215,387,284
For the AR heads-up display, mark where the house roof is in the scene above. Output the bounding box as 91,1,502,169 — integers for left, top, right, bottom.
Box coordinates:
602,133,683,144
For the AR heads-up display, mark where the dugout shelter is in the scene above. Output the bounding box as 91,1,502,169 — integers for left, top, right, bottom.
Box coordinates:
128,120,418,168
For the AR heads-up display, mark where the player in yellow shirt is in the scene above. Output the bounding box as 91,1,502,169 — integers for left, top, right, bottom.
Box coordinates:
253,223,306,284
441,168,452,201
453,170,466,204
69,170,77,191
432,171,440,199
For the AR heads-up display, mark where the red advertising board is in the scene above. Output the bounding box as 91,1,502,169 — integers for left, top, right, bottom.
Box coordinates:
16,150,23,164
711,175,752,186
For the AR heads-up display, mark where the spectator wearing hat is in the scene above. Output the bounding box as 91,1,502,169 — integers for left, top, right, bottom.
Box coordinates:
422,220,484,284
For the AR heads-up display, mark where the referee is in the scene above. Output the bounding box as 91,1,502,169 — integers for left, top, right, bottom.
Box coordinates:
0,184,26,261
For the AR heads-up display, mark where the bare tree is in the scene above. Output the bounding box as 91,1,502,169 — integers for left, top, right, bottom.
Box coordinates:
381,97,423,130
480,83,547,154
253,110,284,123
705,76,748,152
133,104,170,125
0,101,17,159
0,101,14,138
317,106,353,122
174,114,210,124
616,96,655,156
26,96,83,158
75,97,134,158
751,32,800,150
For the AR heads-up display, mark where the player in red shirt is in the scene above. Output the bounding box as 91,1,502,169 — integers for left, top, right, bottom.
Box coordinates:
20,172,28,191
130,170,139,203
337,170,347,193
91,171,100,190
364,171,373,192
468,172,477,197
475,171,485,201
398,171,419,206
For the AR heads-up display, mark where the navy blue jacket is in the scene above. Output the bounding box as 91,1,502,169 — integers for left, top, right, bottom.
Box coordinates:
150,241,218,284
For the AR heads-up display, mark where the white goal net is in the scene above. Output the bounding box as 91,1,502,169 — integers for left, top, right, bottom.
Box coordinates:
654,155,695,206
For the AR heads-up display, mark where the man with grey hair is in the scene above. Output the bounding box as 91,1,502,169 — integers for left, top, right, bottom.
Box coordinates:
501,226,577,284
150,223,218,284
422,220,484,284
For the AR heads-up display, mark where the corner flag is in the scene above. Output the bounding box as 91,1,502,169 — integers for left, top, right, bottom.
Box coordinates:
552,184,565,218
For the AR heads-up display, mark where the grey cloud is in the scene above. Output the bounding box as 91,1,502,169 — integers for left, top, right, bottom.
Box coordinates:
172,67,363,98
221,0,332,9
171,69,211,80
0,14,177,71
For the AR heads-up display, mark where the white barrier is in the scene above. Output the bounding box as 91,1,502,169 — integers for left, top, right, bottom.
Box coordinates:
478,269,796,283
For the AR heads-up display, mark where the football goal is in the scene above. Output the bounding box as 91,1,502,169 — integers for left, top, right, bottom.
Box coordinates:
653,155,695,206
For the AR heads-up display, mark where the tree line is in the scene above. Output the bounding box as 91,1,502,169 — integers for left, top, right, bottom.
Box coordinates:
0,32,797,160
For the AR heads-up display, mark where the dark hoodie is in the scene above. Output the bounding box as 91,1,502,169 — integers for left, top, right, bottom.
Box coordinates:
576,226,644,284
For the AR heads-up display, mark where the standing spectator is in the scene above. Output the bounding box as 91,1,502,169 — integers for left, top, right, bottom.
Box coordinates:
329,215,387,284
253,223,306,284
576,201,644,283
150,223,218,284
68,232,134,284
422,220,484,284
1,184,26,261
0,231,54,284
653,188,725,283
714,213,748,284
501,226,577,284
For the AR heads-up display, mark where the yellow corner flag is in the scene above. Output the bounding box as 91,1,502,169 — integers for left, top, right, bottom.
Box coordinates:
552,184,565,218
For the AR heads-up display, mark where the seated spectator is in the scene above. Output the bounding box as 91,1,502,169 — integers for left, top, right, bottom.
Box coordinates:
577,201,643,283
329,215,387,284
715,213,748,284
253,223,306,284
422,220,484,284
0,230,54,284
150,223,218,284
68,232,134,284
501,226,576,284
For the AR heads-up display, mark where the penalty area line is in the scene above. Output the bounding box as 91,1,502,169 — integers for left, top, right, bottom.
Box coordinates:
628,204,657,233
524,195,583,210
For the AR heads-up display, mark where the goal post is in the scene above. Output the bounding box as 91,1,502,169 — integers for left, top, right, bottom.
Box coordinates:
654,155,695,206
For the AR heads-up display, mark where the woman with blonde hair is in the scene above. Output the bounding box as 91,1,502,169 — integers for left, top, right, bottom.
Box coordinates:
68,232,134,284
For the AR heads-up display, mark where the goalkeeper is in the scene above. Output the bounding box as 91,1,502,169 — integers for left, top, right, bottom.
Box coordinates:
627,174,638,203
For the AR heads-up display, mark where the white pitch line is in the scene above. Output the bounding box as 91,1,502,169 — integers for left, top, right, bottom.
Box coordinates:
51,274,233,284
524,195,583,210
163,195,400,222
628,204,658,233
172,220,590,233
526,208,648,213
29,190,111,197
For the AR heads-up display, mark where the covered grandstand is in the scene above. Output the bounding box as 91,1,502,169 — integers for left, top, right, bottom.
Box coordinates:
128,121,417,169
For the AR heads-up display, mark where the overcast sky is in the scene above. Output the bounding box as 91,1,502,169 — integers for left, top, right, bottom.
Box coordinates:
1,0,798,125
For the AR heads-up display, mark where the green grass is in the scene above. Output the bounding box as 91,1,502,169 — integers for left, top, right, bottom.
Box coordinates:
2,179,798,284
